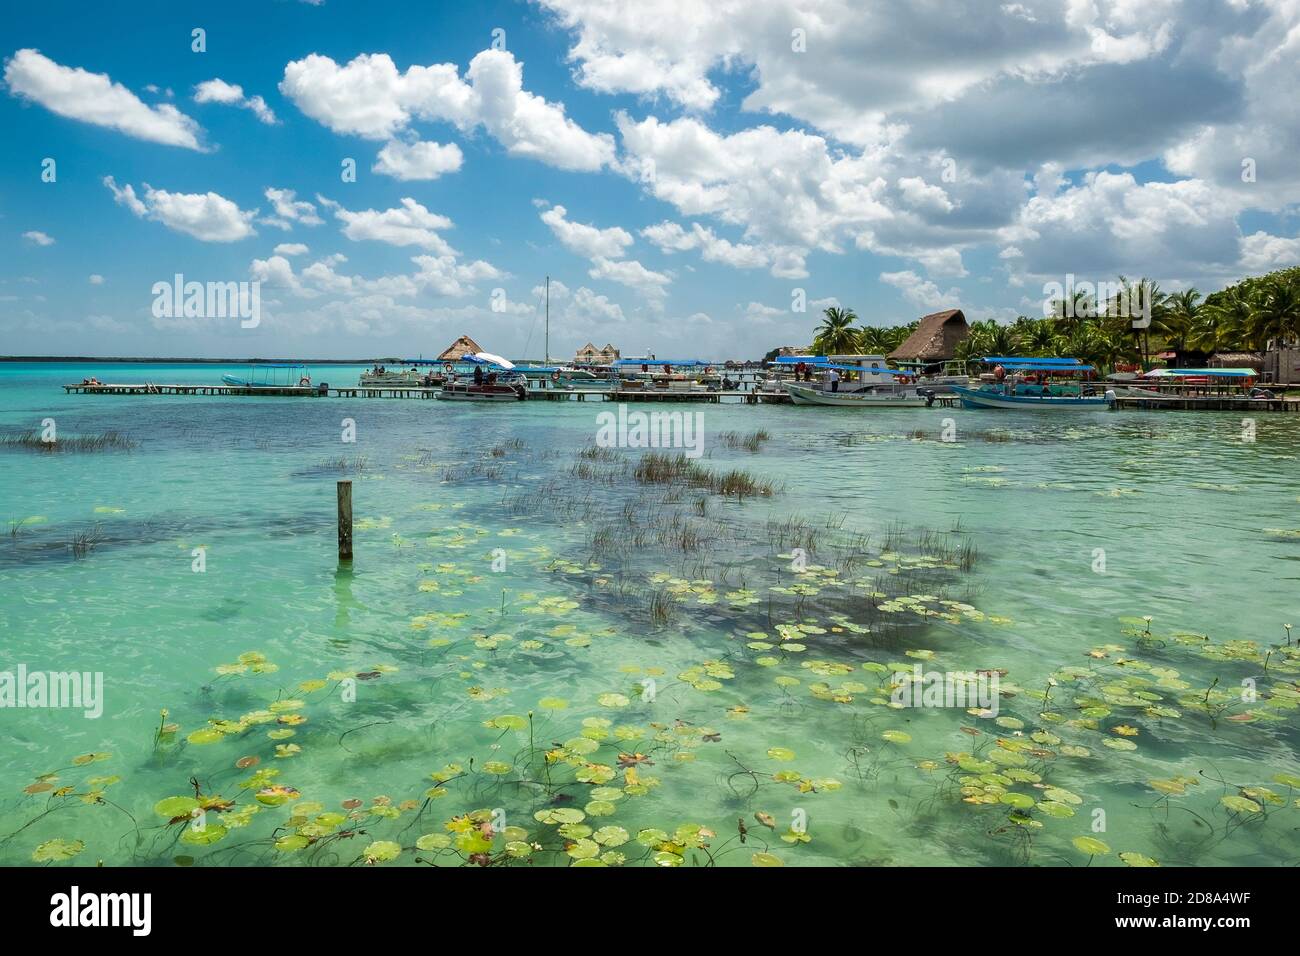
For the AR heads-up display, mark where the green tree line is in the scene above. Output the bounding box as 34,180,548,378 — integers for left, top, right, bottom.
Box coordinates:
806,267,1300,370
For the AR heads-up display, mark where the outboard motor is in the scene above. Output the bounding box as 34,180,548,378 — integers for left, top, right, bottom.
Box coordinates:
317,381,329,396
920,388,935,407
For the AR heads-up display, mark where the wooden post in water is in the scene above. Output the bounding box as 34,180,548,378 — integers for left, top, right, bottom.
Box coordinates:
337,480,353,561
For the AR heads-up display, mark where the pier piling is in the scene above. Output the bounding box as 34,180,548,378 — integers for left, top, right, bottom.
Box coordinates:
337,479,353,562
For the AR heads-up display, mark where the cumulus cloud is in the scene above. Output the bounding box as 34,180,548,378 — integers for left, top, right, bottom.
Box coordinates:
89,274,105,284
251,248,502,302
880,270,961,311
193,78,277,124
540,204,633,260
273,243,309,256
262,187,323,230
280,48,614,171
103,176,257,241
5,49,203,149
372,138,464,180
321,196,456,255
640,221,768,270
22,231,54,246
588,255,671,299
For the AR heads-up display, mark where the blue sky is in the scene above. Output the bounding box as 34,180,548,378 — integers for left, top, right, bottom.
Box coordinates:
3,0,1298,359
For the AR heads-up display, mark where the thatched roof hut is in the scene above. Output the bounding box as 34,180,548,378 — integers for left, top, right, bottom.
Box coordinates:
887,309,968,364
436,335,483,361
1208,351,1263,370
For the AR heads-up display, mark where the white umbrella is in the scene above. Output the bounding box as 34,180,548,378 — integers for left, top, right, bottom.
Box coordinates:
473,351,515,370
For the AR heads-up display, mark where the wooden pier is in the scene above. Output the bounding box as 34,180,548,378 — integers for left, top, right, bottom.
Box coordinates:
1112,395,1300,412
62,382,441,399
61,382,798,403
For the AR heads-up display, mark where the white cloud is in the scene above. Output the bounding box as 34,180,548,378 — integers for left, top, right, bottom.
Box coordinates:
373,138,464,180
103,176,257,242
194,78,277,124
5,49,203,149
280,48,614,171
324,196,456,255
640,221,768,270
22,231,55,246
540,204,633,259
1000,170,1243,280
262,187,323,230
251,248,502,303
273,243,309,256
1239,232,1300,273
880,270,960,311
531,279,627,324
588,256,671,299
539,0,1180,146
88,274,105,284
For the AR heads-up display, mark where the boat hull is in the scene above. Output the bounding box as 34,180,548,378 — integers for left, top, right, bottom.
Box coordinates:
436,384,526,402
949,384,1112,409
784,383,927,407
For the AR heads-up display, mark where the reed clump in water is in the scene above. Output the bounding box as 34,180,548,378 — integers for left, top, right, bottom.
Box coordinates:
633,452,775,499
317,455,368,472
69,523,104,559
0,430,137,453
718,429,771,452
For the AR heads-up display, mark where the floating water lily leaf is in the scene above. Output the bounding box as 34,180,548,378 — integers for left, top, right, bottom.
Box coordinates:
751,852,783,867
154,796,200,818
1221,795,1261,814
363,840,403,863
416,833,452,851
881,730,911,744
32,838,84,862
1072,836,1110,856
767,747,796,761
1119,851,1159,867
180,823,228,846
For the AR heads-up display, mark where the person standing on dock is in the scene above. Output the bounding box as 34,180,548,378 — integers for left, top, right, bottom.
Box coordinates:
473,364,484,386
829,368,841,393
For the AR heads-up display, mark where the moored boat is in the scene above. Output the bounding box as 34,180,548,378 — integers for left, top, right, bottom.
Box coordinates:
950,357,1112,409
222,363,314,388
435,352,528,401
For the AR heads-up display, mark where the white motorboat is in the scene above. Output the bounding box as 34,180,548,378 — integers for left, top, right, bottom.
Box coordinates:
784,381,929,407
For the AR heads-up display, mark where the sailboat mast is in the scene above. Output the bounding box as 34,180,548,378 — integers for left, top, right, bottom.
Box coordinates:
545,275,550,365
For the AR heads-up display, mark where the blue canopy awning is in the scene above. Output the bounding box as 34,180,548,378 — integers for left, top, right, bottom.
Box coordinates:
614,358,709,367
984,356,1083,366
1164,368,1254,378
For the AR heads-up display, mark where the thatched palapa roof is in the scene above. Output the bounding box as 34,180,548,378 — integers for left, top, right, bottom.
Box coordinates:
1208,351,1262,369
887,309,968,362
436,335,483,361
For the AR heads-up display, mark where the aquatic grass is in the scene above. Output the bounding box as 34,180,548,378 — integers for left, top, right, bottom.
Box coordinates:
315,455,368,473
0,430,137,453
718,429,771,452
633,452,775,499
69,523,104,560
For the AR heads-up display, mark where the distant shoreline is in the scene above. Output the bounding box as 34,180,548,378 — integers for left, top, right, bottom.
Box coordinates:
0,356,403,365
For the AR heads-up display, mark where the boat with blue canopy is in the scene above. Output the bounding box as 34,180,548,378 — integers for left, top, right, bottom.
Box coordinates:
221,363,314,389
949,357,1113,409
776,357,930,407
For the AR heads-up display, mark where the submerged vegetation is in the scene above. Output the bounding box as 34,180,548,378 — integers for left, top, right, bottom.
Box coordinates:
4,407,1298,868
0,429,136,453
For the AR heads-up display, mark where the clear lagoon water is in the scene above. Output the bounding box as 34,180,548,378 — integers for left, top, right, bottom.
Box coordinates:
2,360,1298,867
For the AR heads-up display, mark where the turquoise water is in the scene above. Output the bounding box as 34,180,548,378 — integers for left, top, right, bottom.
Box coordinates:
2,361,1298,867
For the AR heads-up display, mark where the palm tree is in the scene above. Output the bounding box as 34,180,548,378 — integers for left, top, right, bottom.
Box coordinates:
1248,276,1300,351
1146,288,1199,361
1198,285,1254,352
1018,319,1061,356
1114,276,1166,366
811,306,862,355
